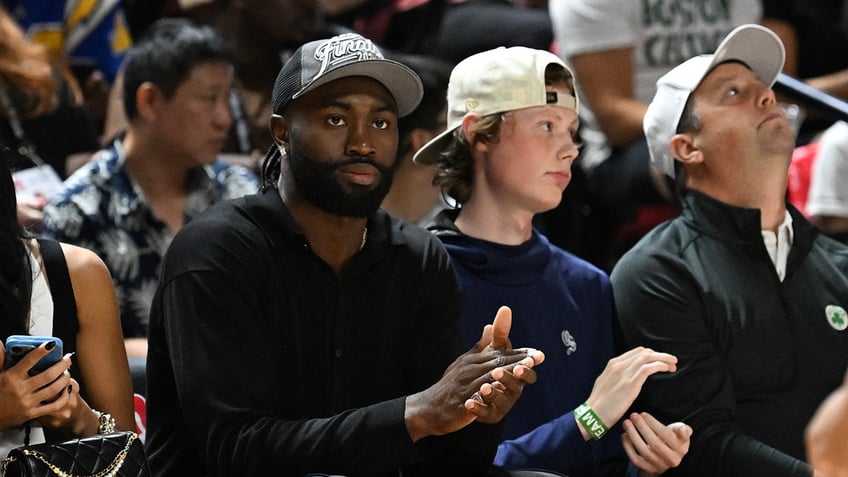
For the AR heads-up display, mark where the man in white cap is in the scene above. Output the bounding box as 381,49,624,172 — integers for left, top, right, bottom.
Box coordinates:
612,24,848,476
144,32,544,476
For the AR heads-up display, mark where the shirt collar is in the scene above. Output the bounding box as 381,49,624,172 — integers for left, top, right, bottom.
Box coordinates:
761,210,794,281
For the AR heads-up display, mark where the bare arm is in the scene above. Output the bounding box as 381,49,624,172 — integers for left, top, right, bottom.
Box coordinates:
570,47,648,146
762,18,848,104
761,19,799,75
63,243,134,432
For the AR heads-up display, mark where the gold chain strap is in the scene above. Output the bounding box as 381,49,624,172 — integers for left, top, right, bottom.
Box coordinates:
0,433,137,477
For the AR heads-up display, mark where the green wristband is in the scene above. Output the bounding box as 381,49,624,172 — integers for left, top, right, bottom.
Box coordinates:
574,402,609,440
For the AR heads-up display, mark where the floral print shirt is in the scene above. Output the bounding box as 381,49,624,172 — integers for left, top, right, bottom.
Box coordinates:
42,137,259,338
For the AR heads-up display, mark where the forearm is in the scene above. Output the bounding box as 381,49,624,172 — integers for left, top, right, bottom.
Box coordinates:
408,419,503,476
595,98,650,146
404,391,438,442
805,69,848,103
670,427,812,477
162,271,422,474
62,400,99,437
194,398,420,475
494,413,600,474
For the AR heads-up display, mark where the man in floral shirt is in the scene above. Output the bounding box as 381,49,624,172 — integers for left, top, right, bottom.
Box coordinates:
42,18,258,360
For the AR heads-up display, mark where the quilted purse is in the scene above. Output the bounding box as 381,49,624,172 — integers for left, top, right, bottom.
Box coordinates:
0,431,149,477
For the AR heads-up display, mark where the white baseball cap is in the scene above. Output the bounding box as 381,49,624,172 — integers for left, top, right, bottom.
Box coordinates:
643,24,786,178
413,46,578,165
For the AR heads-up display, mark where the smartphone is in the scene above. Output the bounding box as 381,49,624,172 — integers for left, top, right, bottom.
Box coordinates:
4,335,64,373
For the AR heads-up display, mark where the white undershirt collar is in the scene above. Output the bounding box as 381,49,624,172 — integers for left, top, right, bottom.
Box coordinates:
761,210,794,281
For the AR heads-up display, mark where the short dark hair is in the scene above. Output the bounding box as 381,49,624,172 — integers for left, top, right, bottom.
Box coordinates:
676,96,701,136
672,95,701,187
122,17,234,120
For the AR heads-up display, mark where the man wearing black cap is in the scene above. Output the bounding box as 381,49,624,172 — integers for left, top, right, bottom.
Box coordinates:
144,32,544,476
612,24,848,476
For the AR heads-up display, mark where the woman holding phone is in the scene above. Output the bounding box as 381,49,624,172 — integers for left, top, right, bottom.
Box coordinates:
0,154,133,458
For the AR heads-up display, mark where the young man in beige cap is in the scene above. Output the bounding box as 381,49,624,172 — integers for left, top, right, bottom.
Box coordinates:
144,32,543,476
416,46,691,476
613,24,848,476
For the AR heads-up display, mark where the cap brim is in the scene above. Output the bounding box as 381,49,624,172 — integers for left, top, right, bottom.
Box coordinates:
292,59,423,117
412,124,459,165
710,24,785,88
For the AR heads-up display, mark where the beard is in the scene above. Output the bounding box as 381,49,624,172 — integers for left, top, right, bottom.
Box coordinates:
286,141,396,218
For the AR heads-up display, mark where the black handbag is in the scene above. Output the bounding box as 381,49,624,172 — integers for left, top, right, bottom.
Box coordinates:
0,431,150,477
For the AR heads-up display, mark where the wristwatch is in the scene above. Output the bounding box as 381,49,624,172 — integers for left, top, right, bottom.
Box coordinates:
93,410,116,434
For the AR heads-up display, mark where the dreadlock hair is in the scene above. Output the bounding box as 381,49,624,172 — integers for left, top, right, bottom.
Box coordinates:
0,154,32,340
260,143,282,191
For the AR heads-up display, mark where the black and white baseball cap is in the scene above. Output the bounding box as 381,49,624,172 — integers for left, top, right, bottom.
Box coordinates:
271,33,423,117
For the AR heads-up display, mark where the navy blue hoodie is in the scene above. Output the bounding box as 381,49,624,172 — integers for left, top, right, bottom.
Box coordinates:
429,209,628,476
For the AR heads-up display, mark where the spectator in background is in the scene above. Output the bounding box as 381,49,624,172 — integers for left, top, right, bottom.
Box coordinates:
320,0,553,66
804,120,848,243
2,0,133,136
41,18,258,361
144,32,543,476
0,153,134,459
190,0,326,162
430,0,553,66
0,5,100,231
381,53,452,225
762,0,848,142
548,0,762,269
613,24,848,475
416,45,690,476
102,0,328,167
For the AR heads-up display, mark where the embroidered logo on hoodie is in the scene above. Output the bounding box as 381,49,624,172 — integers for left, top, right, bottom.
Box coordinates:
561,330,577,355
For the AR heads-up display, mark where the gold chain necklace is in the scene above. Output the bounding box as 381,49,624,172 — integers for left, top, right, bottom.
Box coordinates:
359,227,368,251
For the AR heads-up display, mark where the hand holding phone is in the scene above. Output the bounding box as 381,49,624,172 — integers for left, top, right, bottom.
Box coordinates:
4,335,64,374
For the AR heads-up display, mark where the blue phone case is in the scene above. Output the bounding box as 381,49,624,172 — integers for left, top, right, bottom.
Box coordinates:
4,335,64,372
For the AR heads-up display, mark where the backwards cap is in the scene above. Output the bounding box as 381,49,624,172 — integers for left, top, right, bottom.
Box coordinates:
271,33,423,117
643,24,786,177
413,46,578,165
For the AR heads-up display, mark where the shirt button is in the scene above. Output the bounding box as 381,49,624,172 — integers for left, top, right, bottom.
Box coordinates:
334,349,343,358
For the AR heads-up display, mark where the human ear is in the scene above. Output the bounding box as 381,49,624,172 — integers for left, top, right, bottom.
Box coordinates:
134,82,161,122
669,133,703,166
460,113,487,153
270,114,289,150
